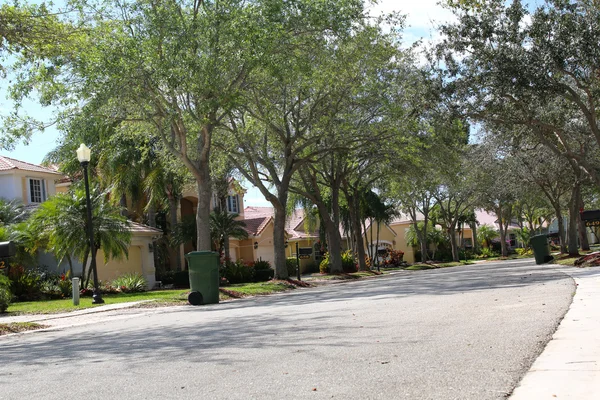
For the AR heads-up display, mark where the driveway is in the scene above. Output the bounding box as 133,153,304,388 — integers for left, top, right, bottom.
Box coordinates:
0,259,573,399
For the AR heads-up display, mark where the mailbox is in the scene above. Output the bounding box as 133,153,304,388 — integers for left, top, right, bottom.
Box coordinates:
0,241,16,258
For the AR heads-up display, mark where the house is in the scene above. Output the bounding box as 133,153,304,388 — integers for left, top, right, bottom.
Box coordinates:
0,155,160,287
0,155,62,206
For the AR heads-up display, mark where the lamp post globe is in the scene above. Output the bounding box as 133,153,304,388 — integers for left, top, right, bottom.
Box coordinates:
77,143,104,304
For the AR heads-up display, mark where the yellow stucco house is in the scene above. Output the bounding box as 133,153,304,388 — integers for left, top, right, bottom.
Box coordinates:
0,155,162,287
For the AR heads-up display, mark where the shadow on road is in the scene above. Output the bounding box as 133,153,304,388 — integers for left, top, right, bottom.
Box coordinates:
0,260,575,368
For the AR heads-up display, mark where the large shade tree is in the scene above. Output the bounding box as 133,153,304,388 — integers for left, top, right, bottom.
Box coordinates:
438,0,600,187
5,0,366,261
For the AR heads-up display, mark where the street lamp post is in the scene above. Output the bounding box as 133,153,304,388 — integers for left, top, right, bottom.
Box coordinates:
76,144,104,304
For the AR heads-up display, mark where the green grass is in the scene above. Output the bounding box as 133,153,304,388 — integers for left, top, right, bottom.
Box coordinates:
6,289,190,315
5,281,303,315
0,322,48,336
219,281,297,298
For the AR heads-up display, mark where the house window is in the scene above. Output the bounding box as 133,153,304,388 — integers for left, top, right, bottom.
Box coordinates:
227,195,239,213
28,178,46,203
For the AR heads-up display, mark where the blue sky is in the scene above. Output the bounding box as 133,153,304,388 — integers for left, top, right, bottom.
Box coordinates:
1,0,453,206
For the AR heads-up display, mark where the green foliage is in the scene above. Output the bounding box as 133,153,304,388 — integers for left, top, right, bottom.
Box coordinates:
252,260,274,282
0,274,11,313
220,260,254,284
319,253,330,274
0,198,27,226
477,247,499,259
112,273,148,293
515,248,533,256
286,257,298,276
341,250,357,273
477,224,498,248
515,228,531,249
320,251,357,273
253,260,271,270
156,270,190,289
7,265,43,301
21,187,131,271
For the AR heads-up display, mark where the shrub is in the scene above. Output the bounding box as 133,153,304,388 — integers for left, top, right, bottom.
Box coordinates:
0,274,12,313
319,253,330,274
320,251,357,273
286,258,298,276
112,273,148,293
252,260,274,282
156,270,191,288
57,273,73,297
220,260,254,284
7,265,43,301
478,247,499,259
253,260,271,270
341,250,357,272
515,247,533,256
382,249,404,267
254,268,274,282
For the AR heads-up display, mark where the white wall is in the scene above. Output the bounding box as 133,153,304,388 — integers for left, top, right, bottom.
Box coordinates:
0,174,20,200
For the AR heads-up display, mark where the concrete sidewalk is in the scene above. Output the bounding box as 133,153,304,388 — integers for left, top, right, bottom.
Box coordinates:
510,266,600,399
0,300,155,328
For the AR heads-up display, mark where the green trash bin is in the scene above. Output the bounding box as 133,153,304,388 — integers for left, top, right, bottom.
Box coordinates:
185,251,220,305
530,235,553,265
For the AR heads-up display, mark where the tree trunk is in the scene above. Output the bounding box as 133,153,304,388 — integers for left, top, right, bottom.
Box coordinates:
349,193,368,271
498,222,508,257
223,235,231,261
577,189,590,251
470,220,479,253
272,202,289,279
195,166,212,252
375,221,381,268
567,184,580,255
316,202,343,273
554,207,567,254
168,196,182,271
120,194,128,217
448,225,459,262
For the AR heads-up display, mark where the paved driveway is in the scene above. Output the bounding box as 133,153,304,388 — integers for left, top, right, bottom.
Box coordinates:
0,260,573,399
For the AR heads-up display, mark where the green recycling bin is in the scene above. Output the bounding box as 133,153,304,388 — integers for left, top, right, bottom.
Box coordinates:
530,235,552,265
185,251,220,305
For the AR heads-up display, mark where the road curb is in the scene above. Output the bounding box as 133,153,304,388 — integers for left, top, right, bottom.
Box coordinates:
509,266,600,399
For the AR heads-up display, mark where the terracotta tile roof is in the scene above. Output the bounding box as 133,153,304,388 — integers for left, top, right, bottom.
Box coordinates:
128,221,163,236
242,216,272,236
0,155,61,174
244,206,274,219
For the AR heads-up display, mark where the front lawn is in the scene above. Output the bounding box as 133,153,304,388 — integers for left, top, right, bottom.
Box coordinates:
5,289,191,315
3,280,308,315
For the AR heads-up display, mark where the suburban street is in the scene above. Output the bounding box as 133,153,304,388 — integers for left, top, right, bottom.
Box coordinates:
0,260,574,400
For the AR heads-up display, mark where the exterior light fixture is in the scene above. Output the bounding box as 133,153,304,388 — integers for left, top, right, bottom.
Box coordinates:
77,144,104,304
253,241,258,249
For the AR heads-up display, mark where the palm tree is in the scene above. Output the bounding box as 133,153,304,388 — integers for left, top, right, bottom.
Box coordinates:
477,224,498,249
172,211,248,260
0,198,27,226
210,210,248,260
21,186,131,286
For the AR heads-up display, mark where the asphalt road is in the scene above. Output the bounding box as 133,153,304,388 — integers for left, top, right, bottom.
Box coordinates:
0,259,574,400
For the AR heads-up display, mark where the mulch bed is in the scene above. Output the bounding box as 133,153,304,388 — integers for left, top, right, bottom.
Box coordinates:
574,252,600,267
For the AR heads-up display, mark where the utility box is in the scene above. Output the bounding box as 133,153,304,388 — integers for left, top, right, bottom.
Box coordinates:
184,251,220,305
530,235,553,265
0,241,16,259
